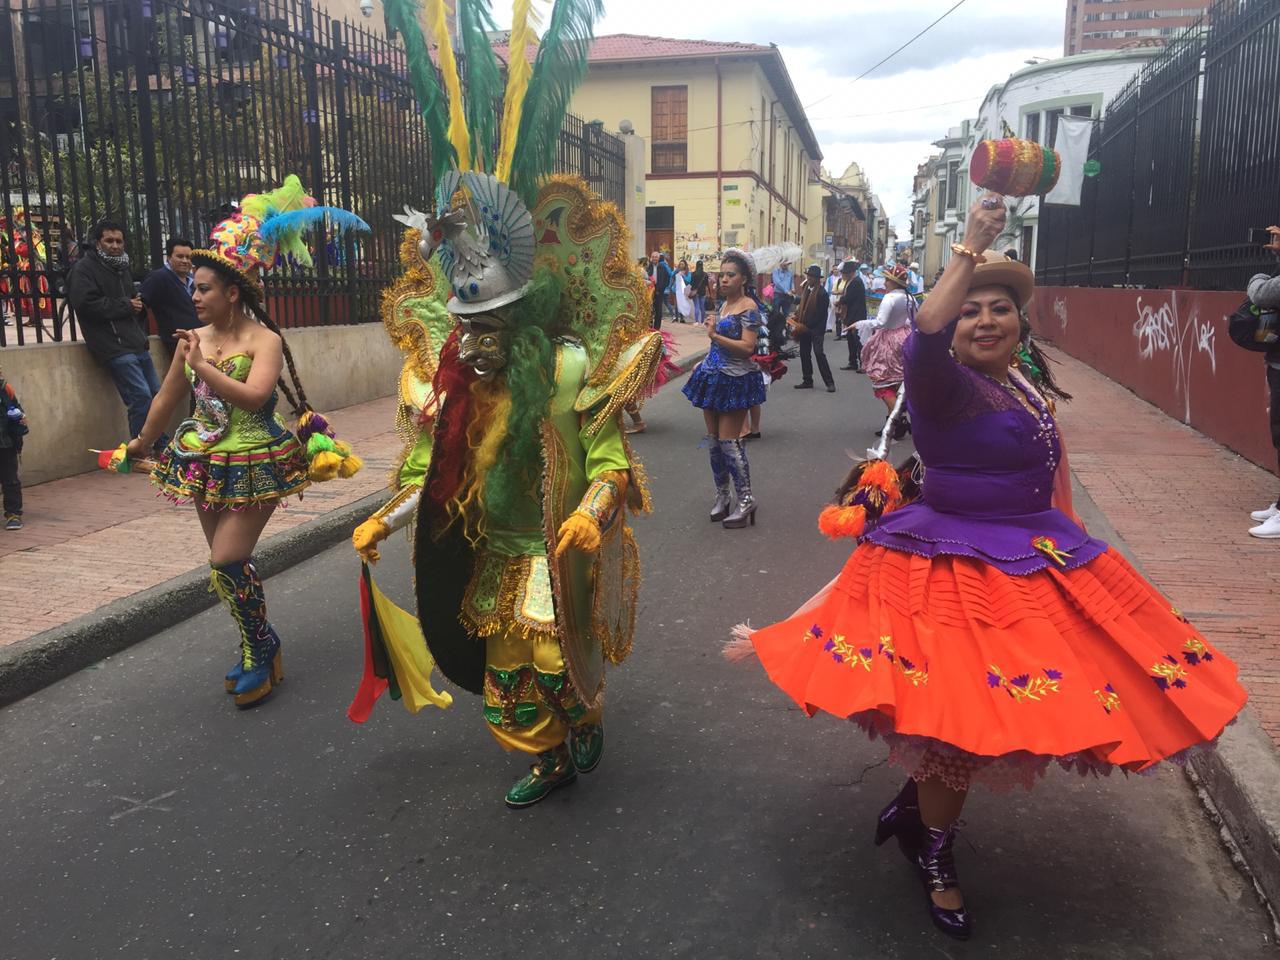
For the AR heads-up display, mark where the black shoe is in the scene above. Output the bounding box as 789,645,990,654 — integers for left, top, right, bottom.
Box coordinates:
793,382,814,389
839,365,856,370
745,431,762,440
825,384,836,393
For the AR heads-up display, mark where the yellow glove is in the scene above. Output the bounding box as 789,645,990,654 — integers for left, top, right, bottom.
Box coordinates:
555,513,601,557
352,517,391,564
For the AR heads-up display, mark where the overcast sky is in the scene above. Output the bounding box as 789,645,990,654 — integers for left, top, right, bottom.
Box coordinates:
498,0,1066,236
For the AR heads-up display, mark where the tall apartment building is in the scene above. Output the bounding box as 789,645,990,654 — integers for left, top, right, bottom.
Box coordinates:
1064,1,1208,55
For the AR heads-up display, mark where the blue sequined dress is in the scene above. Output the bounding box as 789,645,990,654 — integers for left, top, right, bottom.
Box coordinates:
682,309,768,412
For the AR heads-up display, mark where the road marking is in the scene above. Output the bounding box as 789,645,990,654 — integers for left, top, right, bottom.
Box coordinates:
109,790,177,820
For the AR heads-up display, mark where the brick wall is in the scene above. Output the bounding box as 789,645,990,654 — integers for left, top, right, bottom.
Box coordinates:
1032,286,1275,473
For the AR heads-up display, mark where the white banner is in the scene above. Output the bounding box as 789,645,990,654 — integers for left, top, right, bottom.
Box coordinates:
1045,114,1094,206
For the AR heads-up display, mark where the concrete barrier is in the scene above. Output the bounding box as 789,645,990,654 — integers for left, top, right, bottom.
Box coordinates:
0,322,400,486
1032,286,1275,474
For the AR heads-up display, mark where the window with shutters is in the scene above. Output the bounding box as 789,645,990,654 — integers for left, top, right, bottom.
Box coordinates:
651,85,688,174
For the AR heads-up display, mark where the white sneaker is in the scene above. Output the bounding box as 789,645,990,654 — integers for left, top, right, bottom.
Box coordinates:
1251,502,1280,522
1248,513,1280,538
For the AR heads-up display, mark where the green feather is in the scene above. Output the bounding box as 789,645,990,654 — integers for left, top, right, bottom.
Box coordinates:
384,0,456,182
457,0,502,173
509,0,603,204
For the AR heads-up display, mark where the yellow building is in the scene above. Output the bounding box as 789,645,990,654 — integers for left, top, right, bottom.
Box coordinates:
559,34,824,268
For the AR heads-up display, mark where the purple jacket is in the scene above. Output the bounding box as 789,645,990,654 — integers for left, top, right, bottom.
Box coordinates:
864,318,1108,575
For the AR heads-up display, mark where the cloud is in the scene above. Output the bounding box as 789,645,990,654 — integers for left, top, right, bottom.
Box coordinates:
765,9,1063,79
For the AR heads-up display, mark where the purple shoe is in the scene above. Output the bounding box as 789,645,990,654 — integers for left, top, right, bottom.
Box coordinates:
873,778,922,865
918,823,972,940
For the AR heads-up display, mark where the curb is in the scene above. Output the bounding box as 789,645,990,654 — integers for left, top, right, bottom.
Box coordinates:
0,490,389,709
1070,475,1280,917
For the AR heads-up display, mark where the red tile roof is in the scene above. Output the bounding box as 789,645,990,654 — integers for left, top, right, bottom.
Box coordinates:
491,33,772,64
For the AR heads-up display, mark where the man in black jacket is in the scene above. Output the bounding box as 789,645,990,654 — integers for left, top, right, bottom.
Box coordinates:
646,251,671,330
836,260,867,371
140,236,200,354
789,264,835,392
68,220,165,449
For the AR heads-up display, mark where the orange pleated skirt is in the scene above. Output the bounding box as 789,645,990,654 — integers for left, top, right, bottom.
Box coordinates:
747,544,1247,791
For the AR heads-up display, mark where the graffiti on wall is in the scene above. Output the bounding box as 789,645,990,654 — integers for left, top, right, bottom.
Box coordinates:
1052,296,1068,331
1132,293,1218,421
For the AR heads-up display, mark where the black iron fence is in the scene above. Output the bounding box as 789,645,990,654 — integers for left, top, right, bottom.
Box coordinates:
0,0,627,346
1037,0,1280,291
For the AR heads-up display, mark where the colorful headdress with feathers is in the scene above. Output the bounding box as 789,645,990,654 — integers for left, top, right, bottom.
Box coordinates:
385,0,603,314
191,174,370,303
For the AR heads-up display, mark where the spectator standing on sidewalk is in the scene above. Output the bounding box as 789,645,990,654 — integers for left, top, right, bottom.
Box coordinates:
788,264,835,392
1236,225,1280,538
689,259,709,324
836,260,867,371
0,364,27,530
771,260,795,316
646,250,671,330
140,237,201,354
68,220,167,452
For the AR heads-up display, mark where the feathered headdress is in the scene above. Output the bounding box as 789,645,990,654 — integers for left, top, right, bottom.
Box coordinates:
190,175,370,483
384,0,603,314
747,242,803,277
191,174,370,303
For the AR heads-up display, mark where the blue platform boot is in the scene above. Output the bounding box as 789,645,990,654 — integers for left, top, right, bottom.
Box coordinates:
210,559,284,708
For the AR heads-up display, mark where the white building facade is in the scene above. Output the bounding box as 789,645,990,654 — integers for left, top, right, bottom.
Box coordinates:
961,49,1159,265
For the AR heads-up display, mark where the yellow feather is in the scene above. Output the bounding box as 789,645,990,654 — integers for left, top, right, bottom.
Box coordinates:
446,381,511,543
494,0,542,181
425,0,471,171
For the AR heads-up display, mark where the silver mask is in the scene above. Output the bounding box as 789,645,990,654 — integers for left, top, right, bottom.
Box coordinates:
457,314,508,380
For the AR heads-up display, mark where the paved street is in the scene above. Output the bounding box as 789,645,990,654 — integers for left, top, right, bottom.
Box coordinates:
1,369,1274,959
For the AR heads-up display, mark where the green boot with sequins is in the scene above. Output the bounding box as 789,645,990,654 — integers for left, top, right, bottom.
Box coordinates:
504,743,577,809
569,721,604,773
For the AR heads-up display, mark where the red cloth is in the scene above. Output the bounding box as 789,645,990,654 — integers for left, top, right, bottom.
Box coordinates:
347,568,389,723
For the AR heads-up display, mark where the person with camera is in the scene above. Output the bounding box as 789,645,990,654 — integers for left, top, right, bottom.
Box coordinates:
68,221,167,453
1232,225,1280,537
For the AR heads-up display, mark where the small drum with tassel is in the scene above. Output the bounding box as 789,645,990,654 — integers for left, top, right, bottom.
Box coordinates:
970,138,1061,197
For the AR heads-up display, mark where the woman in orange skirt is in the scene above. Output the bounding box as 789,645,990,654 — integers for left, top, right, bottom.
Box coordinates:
735,194,1247,940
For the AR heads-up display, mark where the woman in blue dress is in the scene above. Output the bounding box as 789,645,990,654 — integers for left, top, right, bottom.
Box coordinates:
682,249,767,528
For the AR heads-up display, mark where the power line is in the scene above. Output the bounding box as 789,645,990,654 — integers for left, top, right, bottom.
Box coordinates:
804,0,975,110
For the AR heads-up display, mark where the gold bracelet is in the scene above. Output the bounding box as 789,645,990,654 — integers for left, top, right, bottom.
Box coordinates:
950,242,981,262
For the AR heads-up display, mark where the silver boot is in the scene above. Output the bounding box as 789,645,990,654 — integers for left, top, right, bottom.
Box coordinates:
707,435,731,521
720,438,756,528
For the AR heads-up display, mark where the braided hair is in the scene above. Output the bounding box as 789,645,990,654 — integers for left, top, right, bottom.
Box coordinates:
199,261,310,415
1017,316,1072,403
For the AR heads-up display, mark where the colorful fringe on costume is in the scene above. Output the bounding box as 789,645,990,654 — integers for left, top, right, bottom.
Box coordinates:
295,410,363,482
150,435,309,509
817,457,914,540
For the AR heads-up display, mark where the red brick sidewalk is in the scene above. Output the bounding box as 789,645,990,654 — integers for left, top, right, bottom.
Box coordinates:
1047,346,1280,746
0,323,708,647
0,396,403,643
